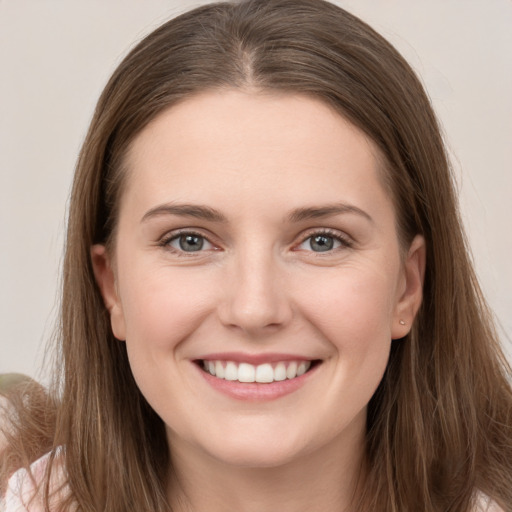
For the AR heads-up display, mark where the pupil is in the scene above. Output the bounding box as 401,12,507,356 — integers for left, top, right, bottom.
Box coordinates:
311,235,333,252
179,234,203,252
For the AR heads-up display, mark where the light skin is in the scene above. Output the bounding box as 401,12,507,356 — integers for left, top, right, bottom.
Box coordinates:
92,90,425,512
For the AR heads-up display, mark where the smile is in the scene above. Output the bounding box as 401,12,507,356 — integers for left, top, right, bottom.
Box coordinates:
200,360,312,383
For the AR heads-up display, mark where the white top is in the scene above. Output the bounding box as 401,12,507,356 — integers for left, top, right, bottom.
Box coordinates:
1,451,505,511
1,450,67,512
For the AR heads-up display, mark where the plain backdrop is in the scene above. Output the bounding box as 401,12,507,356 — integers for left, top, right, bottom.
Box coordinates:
1,0,511,382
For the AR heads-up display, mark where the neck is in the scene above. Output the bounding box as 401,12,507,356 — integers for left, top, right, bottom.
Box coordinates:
167,420,366,512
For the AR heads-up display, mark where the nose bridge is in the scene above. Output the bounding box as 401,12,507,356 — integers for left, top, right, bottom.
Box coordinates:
219,238,292,334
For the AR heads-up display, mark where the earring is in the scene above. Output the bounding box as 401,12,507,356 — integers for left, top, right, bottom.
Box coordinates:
399,319,406,325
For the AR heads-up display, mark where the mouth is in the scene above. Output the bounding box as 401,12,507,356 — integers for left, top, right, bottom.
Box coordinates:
195,359,320,384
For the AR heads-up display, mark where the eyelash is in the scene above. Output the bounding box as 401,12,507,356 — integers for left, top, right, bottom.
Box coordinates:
158,228,353,256
159,229,216,257
295,228,353,253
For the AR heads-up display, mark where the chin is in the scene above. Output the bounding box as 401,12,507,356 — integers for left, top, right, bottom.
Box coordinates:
208,441,306,469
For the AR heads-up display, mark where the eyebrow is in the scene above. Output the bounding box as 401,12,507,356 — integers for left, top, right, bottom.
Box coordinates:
287,203,374,224
141,203,228,223
141,201,373,224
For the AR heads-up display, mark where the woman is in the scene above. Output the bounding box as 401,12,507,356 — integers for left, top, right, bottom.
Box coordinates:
1,0,511,510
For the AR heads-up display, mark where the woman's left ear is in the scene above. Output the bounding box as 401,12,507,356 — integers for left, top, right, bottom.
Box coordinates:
391,235,426,340
90,244,127,341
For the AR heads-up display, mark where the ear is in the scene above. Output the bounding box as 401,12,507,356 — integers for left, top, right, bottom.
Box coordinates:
91,244,126,341
391,235,426,340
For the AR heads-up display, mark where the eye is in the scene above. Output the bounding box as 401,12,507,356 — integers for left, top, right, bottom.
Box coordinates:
166,233,214,253
297,231,350,253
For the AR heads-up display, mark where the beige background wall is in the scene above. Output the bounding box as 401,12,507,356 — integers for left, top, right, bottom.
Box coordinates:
1,0,511,381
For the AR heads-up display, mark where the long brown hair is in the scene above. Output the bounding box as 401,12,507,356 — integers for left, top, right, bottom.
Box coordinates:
2,1,511,510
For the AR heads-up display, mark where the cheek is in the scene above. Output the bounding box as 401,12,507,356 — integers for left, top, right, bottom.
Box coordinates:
116,264,220,415
297,265,398,347
117,263,218,352
294,264,398,403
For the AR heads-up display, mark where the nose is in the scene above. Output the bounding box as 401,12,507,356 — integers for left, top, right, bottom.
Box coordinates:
218,246,293,336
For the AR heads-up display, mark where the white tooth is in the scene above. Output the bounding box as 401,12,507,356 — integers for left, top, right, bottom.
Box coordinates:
238,363,256,383
255,363,274,383
286,361,298,379
274,362,287,381
225,362,238,381
203,360,208,371
208,361,216,375
215,361,225,379
297,362,307,376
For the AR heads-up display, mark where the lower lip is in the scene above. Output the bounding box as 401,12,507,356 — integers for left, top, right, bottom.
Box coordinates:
195,363,318,401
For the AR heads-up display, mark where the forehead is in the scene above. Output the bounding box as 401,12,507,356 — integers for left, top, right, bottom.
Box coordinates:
120,90,392,222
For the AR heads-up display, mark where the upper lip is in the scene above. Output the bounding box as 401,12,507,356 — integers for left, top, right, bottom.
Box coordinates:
196,352,316,365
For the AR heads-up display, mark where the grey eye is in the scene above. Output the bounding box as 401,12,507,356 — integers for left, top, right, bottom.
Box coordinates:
310,235,334,252
299,234,342,252
169,234,212,252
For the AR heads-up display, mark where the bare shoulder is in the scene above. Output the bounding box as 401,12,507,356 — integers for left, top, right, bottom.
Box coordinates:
475,492,506,512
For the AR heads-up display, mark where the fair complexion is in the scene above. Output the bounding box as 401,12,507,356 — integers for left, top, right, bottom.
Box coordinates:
92,90,425,512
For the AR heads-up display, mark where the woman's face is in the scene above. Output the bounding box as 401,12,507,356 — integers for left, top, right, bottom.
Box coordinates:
93,90,424,469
